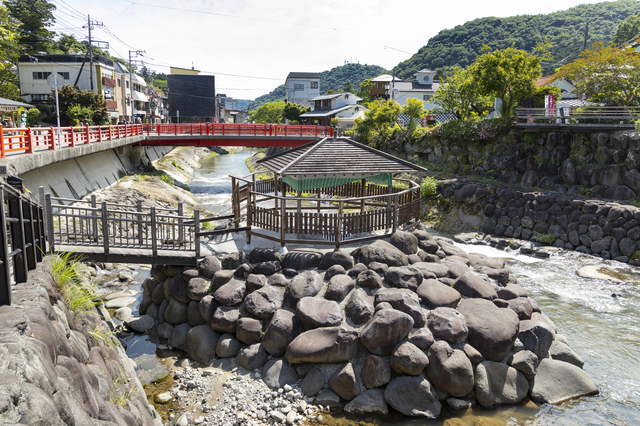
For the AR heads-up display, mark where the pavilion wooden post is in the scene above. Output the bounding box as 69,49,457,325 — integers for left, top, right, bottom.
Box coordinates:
386,185,392,233
392,194,399,233
335,200,343,251
316,188,321,213
231,176,239,230
296,190,302,238
360,178,366,232
273,173,279,214
280,190,287,253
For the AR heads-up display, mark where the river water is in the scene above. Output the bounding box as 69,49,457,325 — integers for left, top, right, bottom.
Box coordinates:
149,149,640,425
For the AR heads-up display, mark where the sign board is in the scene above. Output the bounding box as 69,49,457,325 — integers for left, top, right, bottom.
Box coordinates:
47,73,65,89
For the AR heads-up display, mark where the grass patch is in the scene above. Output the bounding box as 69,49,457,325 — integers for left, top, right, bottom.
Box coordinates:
111,372,139,407
48,251,100,316
421,176,438,199
537,234,556,245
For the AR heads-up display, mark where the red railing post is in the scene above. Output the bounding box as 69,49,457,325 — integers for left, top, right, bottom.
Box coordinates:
269,124,273,136
147,123,150,136
48,127,55,150
0,125,5,158
108,125,112,140
84,124,90,144
190,124,193,135
70,127,76,147
26,127,34,153
175,123,178,135
97,126,102,142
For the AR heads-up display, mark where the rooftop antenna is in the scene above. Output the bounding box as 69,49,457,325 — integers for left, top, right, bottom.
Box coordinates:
192,61,194,70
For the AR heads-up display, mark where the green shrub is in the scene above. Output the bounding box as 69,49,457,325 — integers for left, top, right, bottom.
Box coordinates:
27,108,41,126
538,234,556,245
48,252,99,316
421,176,439,198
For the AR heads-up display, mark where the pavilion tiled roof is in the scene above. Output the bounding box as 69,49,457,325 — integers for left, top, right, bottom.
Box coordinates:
256,137,427,177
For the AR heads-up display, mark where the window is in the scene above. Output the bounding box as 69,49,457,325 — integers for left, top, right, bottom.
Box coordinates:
31,94,49,101
126,81,129,89
117,79,121,87
310,81,318,89
32,72,50,80
423,95,433,101
104,87,114,100
294,83,304,91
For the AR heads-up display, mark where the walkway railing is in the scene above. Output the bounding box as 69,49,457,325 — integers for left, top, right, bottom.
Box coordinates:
516,106,640,125
45,195,200,258
0,182,47,306
0,123,333,158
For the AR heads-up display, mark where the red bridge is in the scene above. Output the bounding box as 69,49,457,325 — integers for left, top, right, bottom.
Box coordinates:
0,123,333,158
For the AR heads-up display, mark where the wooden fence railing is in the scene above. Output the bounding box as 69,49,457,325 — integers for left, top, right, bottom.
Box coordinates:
0,183,47,306
45,195,199,258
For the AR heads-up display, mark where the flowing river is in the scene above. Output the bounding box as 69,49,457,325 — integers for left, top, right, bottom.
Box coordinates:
136,149,640,425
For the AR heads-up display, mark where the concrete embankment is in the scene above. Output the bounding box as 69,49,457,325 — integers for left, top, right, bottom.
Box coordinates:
0,260,162,425
19,144,173,200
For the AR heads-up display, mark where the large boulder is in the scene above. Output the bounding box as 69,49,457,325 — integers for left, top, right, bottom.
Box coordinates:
345,288,375,324
414,230,439,254
453,272,497,300
282,248,323,270
344,389,388,415
215,333,241,358
411,262,449,278
391,342,429,375
184,325,219,364
187,277,211,301
187,300,207,327
248,248,282,264
236,343,268,371
390,230,419,255
325,274,355,301
426,340,474,397
253,261,281,276
198,255,222,279
245,274,267,293
384,376,441,418
300,368,325,397
167,275,190,303
530,358,598,404
329,362,360,401
285,326,358,364
164,297,188,325
427,307,468,344
457,298,520,362
236,317,263,345
518,320,555,359
408,328,435,351
261,358,298,389
355,270,383,290
359,309,414,355
374,288,425,327
213,279,246,306
384,266,423,291
549,339,585,368
284,271,323,306
244,286,284,319
474,361,529,407
212,270,235,290
361,354,391,388
353,240,409,267
295,297,343,330
210,306,241,333
318,251,354,270
416,279,461,309
262,309,302,357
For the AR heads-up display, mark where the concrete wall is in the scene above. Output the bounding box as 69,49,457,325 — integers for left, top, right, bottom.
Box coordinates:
21,145,172,200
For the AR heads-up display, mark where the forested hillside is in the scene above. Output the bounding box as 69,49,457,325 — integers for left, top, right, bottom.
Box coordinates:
394,0,640,78
246,63,386,111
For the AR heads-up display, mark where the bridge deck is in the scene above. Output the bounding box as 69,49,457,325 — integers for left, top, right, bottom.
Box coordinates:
56,245,199,266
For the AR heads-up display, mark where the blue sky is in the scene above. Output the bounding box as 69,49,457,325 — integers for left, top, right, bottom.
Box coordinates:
51,0,624,100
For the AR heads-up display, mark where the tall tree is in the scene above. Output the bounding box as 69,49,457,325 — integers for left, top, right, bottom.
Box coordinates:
353,99,402,139
614,13,640,44
6,0,56,54
469,44,544,117
357,78,373,104
249,100,285,124
432,67,492,119
53,85,109,126
283,103,310,124
342,81,354,93
52,33,84,54
0,0,20,99
553,42,640,106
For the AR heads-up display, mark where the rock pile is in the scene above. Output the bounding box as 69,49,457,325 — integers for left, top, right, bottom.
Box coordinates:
138,229,597,419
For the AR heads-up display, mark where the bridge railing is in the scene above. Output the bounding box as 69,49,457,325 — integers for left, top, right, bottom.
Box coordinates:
45,195,199,258
1,123,332,157
516,106,640,125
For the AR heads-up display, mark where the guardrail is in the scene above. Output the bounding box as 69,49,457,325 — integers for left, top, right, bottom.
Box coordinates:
0,182,47,306
0,123,333,158
516,106,640,125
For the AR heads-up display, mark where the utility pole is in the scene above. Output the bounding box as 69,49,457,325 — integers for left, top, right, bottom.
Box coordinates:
128,50,145,121
83,15,104,92
582,20,590,51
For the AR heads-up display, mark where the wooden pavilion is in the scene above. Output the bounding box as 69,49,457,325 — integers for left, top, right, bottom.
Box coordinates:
229,137,427,252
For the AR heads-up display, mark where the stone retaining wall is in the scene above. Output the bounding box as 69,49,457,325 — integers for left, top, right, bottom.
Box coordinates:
427,177,640,264
407,130,640,202
136,233,597,420
0,261,161,425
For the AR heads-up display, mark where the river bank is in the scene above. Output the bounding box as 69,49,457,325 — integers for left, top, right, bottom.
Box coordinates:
71,147,640,425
